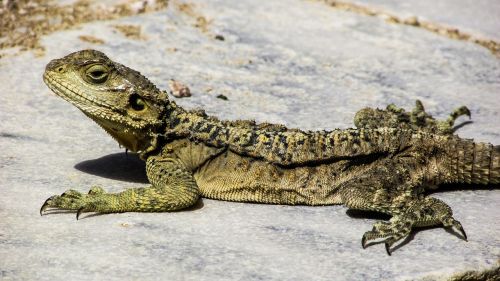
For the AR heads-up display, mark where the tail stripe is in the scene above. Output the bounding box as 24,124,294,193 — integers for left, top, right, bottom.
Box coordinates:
451,140,497,185
456,141,474,184
491,146,500,184
472,143,492,185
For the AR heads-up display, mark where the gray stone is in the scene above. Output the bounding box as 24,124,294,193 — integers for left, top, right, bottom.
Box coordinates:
0,0,499,280
347,0,500,41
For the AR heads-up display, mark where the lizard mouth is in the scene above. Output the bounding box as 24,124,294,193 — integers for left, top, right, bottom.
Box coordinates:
43,72,150,153
43,72,115,111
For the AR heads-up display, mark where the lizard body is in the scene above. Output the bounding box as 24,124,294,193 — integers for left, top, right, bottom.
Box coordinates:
40,50,499,254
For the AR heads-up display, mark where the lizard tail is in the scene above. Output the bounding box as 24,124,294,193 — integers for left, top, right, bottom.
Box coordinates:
446,139,500,185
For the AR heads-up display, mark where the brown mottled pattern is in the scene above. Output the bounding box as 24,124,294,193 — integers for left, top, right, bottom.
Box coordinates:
40,50,499,255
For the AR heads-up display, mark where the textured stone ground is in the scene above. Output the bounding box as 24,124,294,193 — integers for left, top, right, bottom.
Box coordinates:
350,0,500,41
0,1,499,280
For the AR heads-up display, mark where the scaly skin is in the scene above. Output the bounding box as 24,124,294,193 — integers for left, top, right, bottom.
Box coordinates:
40,50,500,255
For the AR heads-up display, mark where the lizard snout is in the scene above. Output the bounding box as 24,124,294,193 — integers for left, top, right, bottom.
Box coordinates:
45,58,66,74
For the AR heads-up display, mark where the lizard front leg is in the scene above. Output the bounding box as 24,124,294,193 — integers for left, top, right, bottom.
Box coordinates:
40,156,200,219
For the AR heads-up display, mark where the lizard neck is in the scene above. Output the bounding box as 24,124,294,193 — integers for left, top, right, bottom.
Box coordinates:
163,104,231,146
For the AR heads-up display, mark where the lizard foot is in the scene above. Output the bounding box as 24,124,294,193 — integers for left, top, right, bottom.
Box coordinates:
354,100,471,134
409,100,471,134
40,186,112,219
436,104,471,134
361,197,467,255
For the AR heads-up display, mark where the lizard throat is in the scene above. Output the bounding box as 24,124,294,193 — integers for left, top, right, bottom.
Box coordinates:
82,110,159,154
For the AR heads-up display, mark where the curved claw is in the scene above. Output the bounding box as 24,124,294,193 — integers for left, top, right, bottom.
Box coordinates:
455,106,471,119
460,229,468,242
445,218,468,241
40,196,55,216
453,106,471,120
463,107,471,119
456,224,468,241
40,202,48,216
76,207,85,220
361,234,367,249
385,242,392,256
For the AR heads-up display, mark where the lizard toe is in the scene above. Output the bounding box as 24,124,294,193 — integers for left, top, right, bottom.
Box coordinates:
442,217,467,241
40,188,102,215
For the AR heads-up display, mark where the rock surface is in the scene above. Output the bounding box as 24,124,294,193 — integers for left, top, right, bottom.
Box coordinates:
0,0,499,280
349,0,500,41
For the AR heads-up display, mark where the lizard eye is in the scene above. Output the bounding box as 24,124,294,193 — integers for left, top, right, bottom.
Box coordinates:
85,64,109,84
129,93,146,111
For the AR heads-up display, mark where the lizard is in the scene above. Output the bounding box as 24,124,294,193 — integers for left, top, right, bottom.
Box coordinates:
40,49,500,255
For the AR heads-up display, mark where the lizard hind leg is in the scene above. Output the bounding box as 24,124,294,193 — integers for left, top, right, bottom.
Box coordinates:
410,100,471,134
361,197,467,255
437,105,471,134
338,158,467,255
353,100,471,134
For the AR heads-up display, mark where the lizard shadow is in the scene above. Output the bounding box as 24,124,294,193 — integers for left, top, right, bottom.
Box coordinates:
452,120,473,133
346,209,391,221
428,183,499,194
74,152,149,183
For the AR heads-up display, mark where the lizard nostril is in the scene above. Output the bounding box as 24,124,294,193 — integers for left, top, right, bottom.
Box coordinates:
45,59,65,73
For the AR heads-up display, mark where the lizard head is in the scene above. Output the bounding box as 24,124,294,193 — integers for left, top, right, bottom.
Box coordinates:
43,49,170,153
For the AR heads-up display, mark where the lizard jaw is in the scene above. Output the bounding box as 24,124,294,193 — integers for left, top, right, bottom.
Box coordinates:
43,71,152,153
